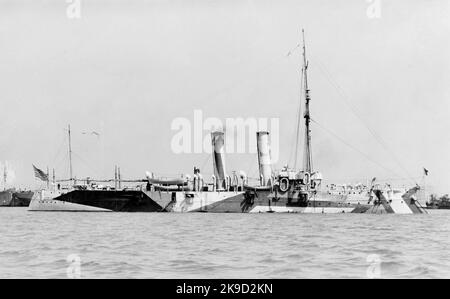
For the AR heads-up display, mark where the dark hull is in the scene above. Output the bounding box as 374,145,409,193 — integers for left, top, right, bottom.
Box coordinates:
48,190,164,212
0,191,34,207
12,191,34,207
426,204,450,210
0,191,13,206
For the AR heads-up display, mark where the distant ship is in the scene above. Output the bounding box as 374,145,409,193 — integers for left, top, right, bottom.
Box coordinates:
426,195,450,210
0,165,34,207
0,190,34,207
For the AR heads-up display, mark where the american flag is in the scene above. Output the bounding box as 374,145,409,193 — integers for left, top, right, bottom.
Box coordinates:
33,165,48,182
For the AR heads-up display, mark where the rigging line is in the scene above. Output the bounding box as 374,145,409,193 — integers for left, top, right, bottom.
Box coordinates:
199,153,211,174
310,128,314,172
311,118,403,178
53,151,69,176
325,176,423,182
70,151,102,178
287,41,304,168
196,48,297,107
49,134,67,166
293,67,304,169
310,56,417,184
286,43,302,57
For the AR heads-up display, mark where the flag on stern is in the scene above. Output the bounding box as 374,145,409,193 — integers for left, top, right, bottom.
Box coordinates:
423,168,429,176
33,165,49,182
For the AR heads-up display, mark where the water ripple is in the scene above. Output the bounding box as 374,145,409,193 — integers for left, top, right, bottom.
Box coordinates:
0,208,449,278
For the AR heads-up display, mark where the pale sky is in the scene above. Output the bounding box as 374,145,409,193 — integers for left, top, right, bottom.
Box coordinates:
0,0,449,194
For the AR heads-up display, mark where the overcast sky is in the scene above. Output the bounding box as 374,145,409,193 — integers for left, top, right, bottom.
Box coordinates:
0,0,449,194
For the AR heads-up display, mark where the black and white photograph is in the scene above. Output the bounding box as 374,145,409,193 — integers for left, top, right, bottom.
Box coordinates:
0,0,449,284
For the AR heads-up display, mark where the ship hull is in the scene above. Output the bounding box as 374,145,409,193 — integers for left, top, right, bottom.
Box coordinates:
27,186,424,214
144,190,372,213
12,191,34,207
0,191,13,206
144,187,423,214
0,190,34,207
29,190,164,212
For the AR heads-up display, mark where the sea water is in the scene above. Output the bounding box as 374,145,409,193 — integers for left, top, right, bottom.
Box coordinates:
0,208,449,279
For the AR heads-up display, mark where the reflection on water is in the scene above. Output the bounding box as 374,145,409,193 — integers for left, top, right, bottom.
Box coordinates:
0,208,449,278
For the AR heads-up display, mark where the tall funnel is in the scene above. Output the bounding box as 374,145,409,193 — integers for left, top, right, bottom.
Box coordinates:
257,131,273,186
211,131,227,190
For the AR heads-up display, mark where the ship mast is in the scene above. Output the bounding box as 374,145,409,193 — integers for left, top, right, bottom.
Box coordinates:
302,29,313,173
68,124,73,183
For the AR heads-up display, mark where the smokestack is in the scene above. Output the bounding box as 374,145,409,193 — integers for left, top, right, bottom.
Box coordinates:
114,166,118,189
211,131,227,190
257,131,273,186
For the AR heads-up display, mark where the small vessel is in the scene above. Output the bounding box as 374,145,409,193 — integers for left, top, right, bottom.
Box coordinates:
0,165,34,207
0,190,34,207
426,195,450,210
0,190,14,206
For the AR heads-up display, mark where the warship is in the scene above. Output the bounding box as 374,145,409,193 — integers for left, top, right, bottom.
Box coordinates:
28,31,425,214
